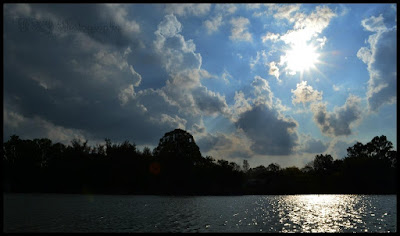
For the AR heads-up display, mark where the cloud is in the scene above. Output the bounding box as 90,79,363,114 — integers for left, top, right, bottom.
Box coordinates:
263,5,336,76
236,105,298,155
197,132,232,153
157,70,228,117
249,50,268,69
30,74,60,90
357,14,396,112
153,14,229,118
225,74,299,156
229,17,252,42
3,3,301,163
215,4,237,15
298,134,329,154
4,108,88,144
316,36,327,48
311,95,363,137
192,86,229,116
154,14,202,73
164,4,211,17
291,81,323,105
203,15,223,34
251,76,273,107
190,120,207,137
356,47,372,64
118,84,136,106
2,5,200,146
154,13,182,38
203,4,237,35
230,91,252,122
361,14,387,32
196,130,253,159
3,109,25,128
294,5,336,33
261,32,280,42
229,75,289,123
13,4,142,47
279,5,336,46
269,4,301,21
106,4,141,34
326,139,357,160
268,61,281,82
151,114,187,130
332,84,340,91
337,4,350,17
221,69,232,84
246,4,261,10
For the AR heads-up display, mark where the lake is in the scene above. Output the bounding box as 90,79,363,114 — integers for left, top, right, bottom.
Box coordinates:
3,193,396,232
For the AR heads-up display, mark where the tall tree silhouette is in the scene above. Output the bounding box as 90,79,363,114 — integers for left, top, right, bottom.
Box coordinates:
343,135,397,193
153,129,203,194
313,154,334,173
242,160,250,173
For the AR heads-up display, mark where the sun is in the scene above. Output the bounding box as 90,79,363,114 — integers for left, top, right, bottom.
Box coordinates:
284,43,320,74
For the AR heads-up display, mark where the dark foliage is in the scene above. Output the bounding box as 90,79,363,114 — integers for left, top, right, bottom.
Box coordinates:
2,131,397,195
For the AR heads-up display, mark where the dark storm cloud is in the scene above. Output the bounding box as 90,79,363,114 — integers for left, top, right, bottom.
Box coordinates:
3,5,228,146
235,105,298,156
2,4,191,145
6,4,141,48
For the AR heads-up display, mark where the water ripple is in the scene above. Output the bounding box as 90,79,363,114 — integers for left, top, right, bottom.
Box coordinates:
3,194,397,233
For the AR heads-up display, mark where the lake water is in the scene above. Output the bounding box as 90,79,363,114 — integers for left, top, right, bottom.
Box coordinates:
3,193,397,233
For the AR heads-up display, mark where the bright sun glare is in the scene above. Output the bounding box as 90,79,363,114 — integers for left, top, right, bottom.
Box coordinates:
285,43,320,74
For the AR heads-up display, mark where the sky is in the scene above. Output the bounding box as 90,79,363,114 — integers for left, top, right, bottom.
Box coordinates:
3,3,397,169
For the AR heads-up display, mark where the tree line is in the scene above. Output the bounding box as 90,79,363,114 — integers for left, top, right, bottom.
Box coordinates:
2,130,397,195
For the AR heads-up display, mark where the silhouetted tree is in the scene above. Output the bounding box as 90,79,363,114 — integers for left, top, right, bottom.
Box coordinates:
153,129,202,161
153,129,204,194
2,133,396,195
313,154,333,173
266,163,281,173
342,135,397,193
301,161,314,173
142,147,152,158
242,160,250,173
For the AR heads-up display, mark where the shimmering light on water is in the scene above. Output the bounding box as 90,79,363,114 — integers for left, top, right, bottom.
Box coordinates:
274,195,369,232
3,194,396,232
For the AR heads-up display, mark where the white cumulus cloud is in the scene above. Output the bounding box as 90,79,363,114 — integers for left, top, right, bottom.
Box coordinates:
291,81,323,105
357,14,397,112
204,15,223,34
268,61,281,82
230,17,253,42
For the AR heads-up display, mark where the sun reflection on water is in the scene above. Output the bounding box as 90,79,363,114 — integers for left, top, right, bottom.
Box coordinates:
276,195,367,233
